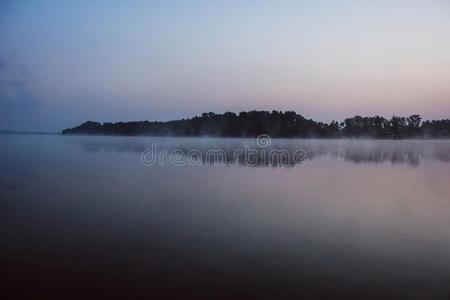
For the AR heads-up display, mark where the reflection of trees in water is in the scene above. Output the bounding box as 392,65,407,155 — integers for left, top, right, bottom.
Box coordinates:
72,138,450,167
343,146,422,166
433,148,450,162
295,142,450,167
74,140,148,153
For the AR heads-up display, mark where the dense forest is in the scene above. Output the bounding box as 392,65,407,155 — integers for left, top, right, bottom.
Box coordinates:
62,111,450,139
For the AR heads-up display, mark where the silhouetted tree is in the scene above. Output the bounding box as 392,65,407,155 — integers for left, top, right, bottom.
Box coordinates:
62,112,450,139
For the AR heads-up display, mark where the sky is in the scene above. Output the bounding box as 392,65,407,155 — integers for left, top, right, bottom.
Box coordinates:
1,0,449,131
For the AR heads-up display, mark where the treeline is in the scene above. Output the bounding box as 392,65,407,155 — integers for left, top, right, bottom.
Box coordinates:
62,111,450,138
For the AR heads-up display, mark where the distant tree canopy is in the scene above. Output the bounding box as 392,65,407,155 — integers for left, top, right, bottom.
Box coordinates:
62,111,450,139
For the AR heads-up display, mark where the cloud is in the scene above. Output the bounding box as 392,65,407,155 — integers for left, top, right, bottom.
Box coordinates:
0,56,43,130
0,57,29,101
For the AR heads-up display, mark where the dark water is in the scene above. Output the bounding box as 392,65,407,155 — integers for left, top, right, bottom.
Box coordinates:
1,135,450,299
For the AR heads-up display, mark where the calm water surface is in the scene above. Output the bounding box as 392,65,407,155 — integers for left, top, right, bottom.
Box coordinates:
1,135,450,299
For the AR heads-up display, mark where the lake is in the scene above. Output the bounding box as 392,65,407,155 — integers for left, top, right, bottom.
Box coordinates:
1,134,450,299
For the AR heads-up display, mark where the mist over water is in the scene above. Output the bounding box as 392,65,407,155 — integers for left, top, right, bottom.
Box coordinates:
70,136,450,167
2,135,450,299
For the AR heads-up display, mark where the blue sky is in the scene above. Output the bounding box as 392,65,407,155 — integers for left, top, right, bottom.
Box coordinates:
1,0,449,131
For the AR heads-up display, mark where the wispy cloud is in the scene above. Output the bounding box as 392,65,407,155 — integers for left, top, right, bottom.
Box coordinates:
0,57,29,101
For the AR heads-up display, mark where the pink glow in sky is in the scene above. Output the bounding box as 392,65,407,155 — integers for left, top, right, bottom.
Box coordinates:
1,0,449,130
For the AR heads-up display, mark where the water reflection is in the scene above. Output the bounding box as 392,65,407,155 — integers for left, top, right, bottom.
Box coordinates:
2,134,450,299
70,137,450,167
